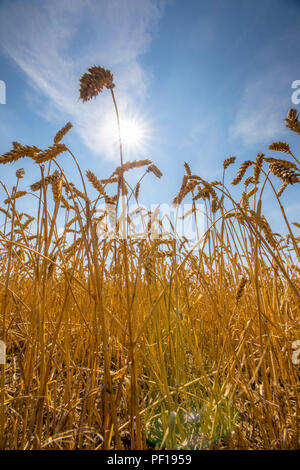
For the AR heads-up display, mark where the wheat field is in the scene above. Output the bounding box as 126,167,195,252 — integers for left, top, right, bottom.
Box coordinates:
0,66,299,450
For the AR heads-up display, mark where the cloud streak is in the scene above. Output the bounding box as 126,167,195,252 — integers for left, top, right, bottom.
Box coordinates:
230,66,295,146
0,0,166,161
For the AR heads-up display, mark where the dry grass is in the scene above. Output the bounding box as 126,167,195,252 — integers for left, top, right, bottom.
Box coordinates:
0,66,299,450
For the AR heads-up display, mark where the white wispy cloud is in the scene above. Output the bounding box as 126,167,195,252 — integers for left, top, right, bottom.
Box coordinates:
0,0,166,161
229,69,293,145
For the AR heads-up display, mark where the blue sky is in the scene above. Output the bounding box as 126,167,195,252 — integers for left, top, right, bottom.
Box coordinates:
0,0,300,236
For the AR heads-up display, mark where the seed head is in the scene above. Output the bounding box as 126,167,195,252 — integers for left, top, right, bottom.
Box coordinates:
232,160,253,186
79,66,115,102
268,141,290,154
284,108,300,135
147,164,162,179
223,156,236,170
54,122,72,144
236,276,248,304
16,168,25,179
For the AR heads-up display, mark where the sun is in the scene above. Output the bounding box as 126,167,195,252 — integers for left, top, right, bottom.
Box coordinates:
120,119,142,146
119,116,149,151
101,111,152,157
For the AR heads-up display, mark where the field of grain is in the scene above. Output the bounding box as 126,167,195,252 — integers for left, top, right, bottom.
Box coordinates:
0,66,299,450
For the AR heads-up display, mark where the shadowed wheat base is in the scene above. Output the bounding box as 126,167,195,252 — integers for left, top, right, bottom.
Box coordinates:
0,66,299,450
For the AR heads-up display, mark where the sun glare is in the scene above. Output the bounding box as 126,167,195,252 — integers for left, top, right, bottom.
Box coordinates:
121,119,143,146
120,117,147,150
102,111,152,157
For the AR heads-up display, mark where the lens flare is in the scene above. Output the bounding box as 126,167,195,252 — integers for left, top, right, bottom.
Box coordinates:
119,116,149,151
101,111,152,159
